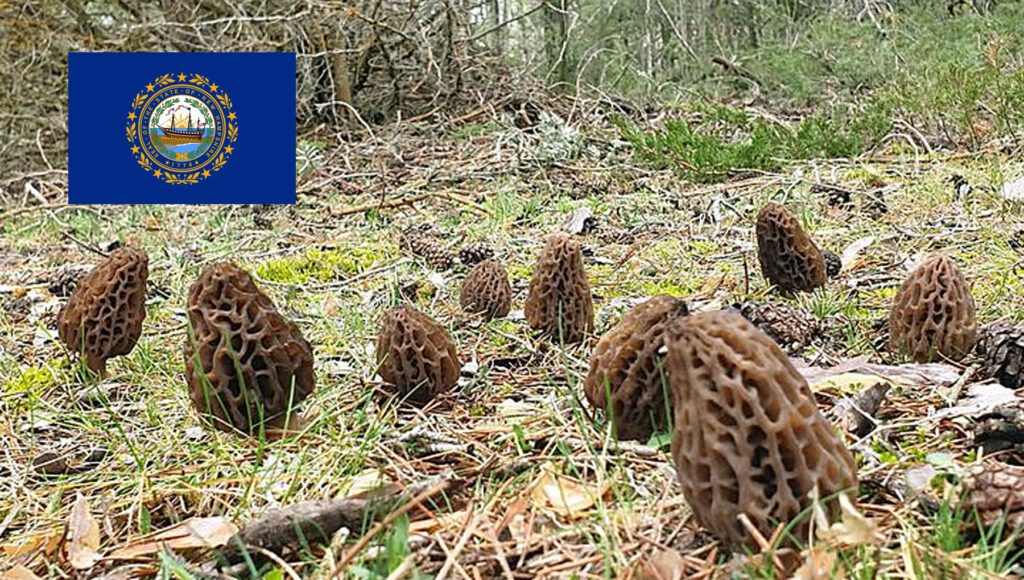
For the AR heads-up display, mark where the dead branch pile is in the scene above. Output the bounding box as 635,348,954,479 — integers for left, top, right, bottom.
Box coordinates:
0,1,510,195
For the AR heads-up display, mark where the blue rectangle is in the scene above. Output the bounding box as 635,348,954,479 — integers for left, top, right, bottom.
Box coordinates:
69,52,296,204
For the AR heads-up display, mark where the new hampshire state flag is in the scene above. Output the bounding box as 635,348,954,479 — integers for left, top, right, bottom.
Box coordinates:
69,52,296,204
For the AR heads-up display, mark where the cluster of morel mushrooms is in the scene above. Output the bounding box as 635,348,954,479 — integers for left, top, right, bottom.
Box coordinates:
56,201,1003,553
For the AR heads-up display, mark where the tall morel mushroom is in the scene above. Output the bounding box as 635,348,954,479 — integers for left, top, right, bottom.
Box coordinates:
756,202,827,293
376,305,460,404
584,295,689,442
888,254,976,363
460,259,512,320
184,263,315,435
57,246,149,376
524,233,594,343
667,310,857,550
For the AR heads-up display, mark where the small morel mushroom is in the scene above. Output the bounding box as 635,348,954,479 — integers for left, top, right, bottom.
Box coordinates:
667,310,858,550
460,259,512,320
756,203,827,293
977,321,1024,389
584,295,689,442
376,305,460,404
524,234,594,343
57,246,149,376
888,254,976,363
184,263,315,435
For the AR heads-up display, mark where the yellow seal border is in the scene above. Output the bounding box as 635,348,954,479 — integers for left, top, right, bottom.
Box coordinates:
125,73,239,185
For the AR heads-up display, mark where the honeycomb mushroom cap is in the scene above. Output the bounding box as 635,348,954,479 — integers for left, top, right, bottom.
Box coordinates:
183,262,315,435
756,203,827,293
376,305,460,404
57,246,149,376
524,234,594,343
584,295,689,441
888,254,977,363
460,259,512,320
667,310,857,550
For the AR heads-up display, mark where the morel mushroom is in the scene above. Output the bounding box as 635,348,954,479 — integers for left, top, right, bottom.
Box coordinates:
888,254,976,363
57,246,149,376
184,263,315,435
376,305,460,403
667,310,857,550
756,203,827,293
584,295,689,441
524,234,594,343
460,259,512,320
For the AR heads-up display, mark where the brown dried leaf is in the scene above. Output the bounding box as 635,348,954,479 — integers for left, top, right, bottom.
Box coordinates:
630,548,688,580
814,493,880,547
0,566,42,580
530,467,607,519
66,494,102,570
789,550,842,580
108,517,238,559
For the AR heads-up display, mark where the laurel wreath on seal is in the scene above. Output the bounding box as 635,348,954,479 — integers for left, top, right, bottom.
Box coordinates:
125,73,238,185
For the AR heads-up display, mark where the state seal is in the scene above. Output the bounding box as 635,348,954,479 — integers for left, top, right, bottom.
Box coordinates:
126,73,238,185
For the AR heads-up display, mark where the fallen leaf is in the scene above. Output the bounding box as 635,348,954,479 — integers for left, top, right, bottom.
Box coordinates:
904,465,938,494
530,467,607,519
789,549,841,580
66,494,102,570
562,205,595,235
1,529,62,560
631,548,688,580
0,566,42,580
337,468,388,498
809,372,892,395
940,382,1019,418
1001,177,1024,202
796,357,961,388
814,492,880,547
108,517,238,559
840,236,874,269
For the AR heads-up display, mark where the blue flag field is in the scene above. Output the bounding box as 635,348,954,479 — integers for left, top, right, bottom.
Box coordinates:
69,52,296,204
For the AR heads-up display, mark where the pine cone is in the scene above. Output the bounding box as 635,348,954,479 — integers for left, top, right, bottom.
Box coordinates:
402,229,456,270
458,242,495,266
978,321,1024,389
823,249,842,278
735,302,821,353
961,462,1024,533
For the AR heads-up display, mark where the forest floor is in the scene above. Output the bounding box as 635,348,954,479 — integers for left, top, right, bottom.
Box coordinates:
3,94,1024,578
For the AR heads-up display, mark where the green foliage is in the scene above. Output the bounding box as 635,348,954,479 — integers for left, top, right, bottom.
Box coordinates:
3,360,64,395
613,104,891,182
256,245,391,284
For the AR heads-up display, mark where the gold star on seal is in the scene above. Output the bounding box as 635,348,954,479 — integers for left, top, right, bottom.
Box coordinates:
177,73,187,81
225,145,234,154
202,169,211,178
228,112,236,121
153,170,162,178
145,83,154,92
131,145,139,154
127,112,136,121
209,83,218,92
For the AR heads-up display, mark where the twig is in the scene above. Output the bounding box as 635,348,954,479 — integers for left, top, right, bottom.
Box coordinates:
331,193,431,217
333,478,453,573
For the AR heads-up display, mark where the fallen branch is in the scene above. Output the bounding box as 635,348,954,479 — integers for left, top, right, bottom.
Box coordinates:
216,475,455,566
